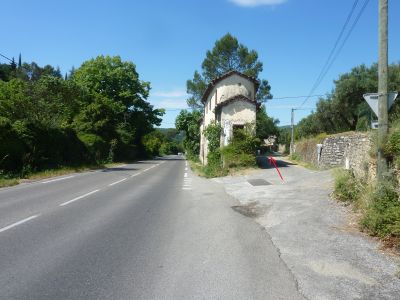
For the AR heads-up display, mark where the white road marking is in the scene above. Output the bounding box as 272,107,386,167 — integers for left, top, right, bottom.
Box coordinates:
60,189,100,207
41,175,74,184
108,178,127,186
131,173,140,177
182,187,192,190
185,167,188,171
0,215,40,234
184,173,188,178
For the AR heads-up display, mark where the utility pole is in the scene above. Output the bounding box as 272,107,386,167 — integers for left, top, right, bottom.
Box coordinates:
377,0,388,180
290,108,295,155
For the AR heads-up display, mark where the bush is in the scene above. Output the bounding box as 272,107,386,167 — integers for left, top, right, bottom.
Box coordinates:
361,182,400,239
333,169,363,202
384,129,400,167
221,145,255,168
203,149,228,178
78,133,108,162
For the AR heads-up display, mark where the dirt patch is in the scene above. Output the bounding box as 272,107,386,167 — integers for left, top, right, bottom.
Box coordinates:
231,201,265,218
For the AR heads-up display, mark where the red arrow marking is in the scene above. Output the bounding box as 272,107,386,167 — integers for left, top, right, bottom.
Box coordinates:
268,156,284,182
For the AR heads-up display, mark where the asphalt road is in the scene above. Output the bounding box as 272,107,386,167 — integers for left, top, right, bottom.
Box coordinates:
0,155,303,299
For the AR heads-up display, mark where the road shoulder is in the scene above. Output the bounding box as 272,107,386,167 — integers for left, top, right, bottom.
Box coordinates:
213,159,400,299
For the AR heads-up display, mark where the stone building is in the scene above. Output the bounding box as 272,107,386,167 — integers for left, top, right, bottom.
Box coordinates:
199,70,259,164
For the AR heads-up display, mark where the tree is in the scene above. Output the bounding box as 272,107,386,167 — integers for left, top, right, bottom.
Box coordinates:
295,63,400,139
72,55,164,159
186,33,272,109
256,105,279,140
175,110,202,158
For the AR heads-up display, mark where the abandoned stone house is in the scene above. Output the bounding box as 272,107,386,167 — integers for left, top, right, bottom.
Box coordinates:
199,70,259,165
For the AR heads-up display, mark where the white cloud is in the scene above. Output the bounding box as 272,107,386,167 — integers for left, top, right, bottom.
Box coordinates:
229,0,287,7
152,89,187,98
150,98,189,110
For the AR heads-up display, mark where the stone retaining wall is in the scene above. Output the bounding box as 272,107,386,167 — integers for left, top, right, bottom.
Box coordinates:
294,132,376,181
319,133,375,180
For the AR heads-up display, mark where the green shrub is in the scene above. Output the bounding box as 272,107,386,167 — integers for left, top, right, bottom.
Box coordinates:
203,149,228,178
78,133,108,162
333,169,362,202
361,183,400,239
384,129,400,167
221,145,255,168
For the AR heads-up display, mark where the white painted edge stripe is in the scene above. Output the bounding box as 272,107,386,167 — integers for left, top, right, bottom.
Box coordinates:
131,173,140,177
0,214,40,233
41,175,74,184
182,188,192,190
108,178,127,186
60,189,99,207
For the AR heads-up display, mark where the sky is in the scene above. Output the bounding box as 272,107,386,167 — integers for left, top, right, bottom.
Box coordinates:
1,0,399,127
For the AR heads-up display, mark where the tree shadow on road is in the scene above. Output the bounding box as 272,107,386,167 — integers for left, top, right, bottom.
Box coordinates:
256,156,296,169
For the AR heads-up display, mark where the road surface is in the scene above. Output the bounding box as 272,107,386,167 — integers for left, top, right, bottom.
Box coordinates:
0,156,303,299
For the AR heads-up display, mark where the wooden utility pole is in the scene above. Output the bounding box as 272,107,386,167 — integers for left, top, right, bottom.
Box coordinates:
377,0,389,180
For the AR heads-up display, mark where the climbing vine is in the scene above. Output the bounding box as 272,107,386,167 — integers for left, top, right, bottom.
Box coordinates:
204,122,222,153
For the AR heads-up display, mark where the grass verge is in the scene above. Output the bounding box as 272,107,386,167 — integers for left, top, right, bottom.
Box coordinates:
0,162,128,188
332,169,400,251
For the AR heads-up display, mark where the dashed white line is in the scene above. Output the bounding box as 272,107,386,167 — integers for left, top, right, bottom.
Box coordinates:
184,173,188,178
108,178,127,186
60,189,100,207
0,215,40,234
41,175,74,184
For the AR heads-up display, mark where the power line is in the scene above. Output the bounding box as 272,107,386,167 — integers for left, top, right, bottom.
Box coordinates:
299,0,370,109
269,94,325,100
316,0,371,88
301,0,360,105
158,94,326,111
0,52,13,63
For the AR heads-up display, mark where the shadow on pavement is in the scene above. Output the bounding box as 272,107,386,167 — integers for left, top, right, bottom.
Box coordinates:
256,156,296,169
101,167,138,172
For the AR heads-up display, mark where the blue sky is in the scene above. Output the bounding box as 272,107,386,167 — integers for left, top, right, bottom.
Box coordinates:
1,0,399,127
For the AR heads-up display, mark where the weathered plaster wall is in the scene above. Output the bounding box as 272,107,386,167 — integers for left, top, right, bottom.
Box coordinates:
201,74,257,164
220,101,256,146
203,74,255,128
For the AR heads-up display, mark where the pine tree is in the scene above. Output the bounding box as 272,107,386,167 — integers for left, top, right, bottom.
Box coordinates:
18,53,22,68
10,57,17,70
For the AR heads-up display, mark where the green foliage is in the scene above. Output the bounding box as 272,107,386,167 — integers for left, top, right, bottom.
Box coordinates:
333,168,400,247
295,63,400,139
202,149,228,178
142,131,163,157
361,183,400,240
256,105,279,140
175,110,202,157
0,55,165,177
384,125,400,167
333,169,362,202
186,33,272,109
221,128,259,168
203,122,222,153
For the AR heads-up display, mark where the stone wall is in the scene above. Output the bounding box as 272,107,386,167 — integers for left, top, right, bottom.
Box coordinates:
294,132,376,181
319,133,375,181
